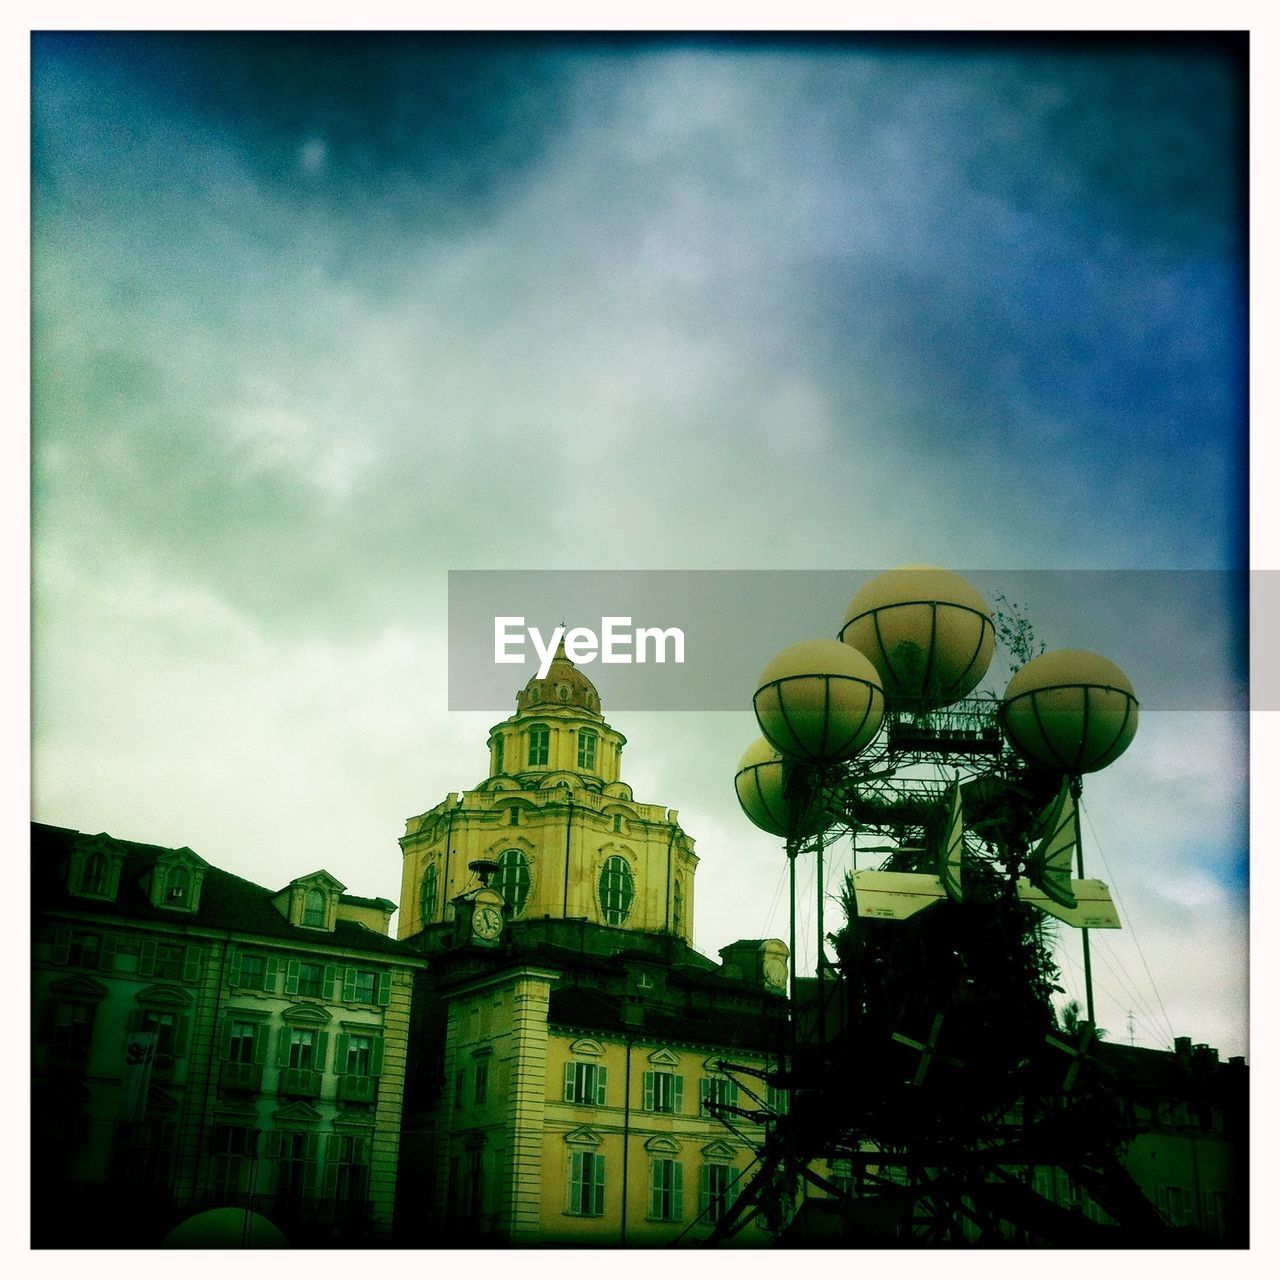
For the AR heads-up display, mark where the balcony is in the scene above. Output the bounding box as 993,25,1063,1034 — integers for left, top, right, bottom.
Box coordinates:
221,1060,265,1093
278,1067,323,1099
336,1075,378,1104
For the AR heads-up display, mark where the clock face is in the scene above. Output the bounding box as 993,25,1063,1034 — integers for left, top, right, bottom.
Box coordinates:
763,957,788,989
473,905,504,940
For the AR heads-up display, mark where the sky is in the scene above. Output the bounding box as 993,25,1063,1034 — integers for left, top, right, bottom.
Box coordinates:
30,33,1249,1057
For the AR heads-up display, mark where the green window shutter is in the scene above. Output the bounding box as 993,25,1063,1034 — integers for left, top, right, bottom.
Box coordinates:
264,956,280,992
342,967,357,1003
264,1130,282,1161
700,1077,710,1112
376,971,392,1006
138,939,157,977
672,1074,685,1114
303,1134,322,1198
568,1151,582,1210
182,947,201,983
252,1023,270,1066
323,966,337,999
334,1034,350,1075
596,1065,608,1106
727,1081,739,1108
370,1037,385,1078
313,1030,328,1072
283,959,299,996
220,1018,234,1059
700,1164,710,1214
100,934,118,972
171,1015,189,1057
277,1027,292,1068
650,1161,662,1218
52,928,72,965
643,1071,655,1112
227,949,242,987
564,1062,576,1102
321,1138,339,1199
592,1153,606,1215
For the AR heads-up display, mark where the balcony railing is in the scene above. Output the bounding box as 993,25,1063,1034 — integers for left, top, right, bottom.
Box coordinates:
336,1075,378,1104
278,1067,323,1098
221,1060,265,1093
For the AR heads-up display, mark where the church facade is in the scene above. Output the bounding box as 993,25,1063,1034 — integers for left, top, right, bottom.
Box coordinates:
393,648,791,1245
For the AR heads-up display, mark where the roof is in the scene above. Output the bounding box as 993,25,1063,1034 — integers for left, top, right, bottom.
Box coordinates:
32,823,421,962
339,893,397,912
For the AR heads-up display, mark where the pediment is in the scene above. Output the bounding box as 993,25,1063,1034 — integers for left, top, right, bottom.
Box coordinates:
273,1100,323,1127
333,1109,376,1131
568,1038,604,1057
644,1135,681,1155
136,984,193,1009
291,869,347,893
647,1048,680,1067
155,846,208,870
48,975,109,1001
703,1055,730,1072
563,1125,603,1148
702,1140,736,1161
281,1003,332,1026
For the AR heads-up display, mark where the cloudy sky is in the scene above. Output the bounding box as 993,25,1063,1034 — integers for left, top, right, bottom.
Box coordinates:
31,33,1248,1057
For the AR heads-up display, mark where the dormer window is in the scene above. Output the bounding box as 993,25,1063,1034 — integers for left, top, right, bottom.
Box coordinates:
528,726,550,767
68,837,126,903
303,889,326,928
82,853,108,895
167,866,190,903
148,848,206,912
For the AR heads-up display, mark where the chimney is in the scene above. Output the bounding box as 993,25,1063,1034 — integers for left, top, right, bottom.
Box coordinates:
1174,1036,1192,1060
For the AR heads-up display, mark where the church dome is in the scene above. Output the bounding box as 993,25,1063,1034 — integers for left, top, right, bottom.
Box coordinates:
515,643,603,717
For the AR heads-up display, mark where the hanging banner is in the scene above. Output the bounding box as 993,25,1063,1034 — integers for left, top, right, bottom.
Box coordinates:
121,1029,158,1122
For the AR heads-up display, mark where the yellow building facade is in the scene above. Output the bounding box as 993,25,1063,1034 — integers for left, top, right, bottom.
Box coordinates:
395,653,788,1246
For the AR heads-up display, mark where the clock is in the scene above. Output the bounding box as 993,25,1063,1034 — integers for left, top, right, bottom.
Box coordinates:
763,957,788,989
473,905,504,941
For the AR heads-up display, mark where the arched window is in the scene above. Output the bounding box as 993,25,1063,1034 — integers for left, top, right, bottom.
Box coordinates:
577,730,598,772
493,736,505,774
528,725,550,767
672,878,683,935
303,889,326,928
496,849,531,917
599,856,635,927
420,863,439,925
81,852,108,895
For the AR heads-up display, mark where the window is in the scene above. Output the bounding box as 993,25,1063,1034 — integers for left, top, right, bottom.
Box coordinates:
154,944,184,981
348,970,377,1005
142,1010,180,1058
643,1070,684,1114
462,1145,485,1215
48,1000,95,1064
577,730,597,771
673,880,684,934
831,1159,855,1196
239,954,267,990
211,1125,258,1197
701,1163,733,1224
613,814,623,833
111,1120,176,1190
700,1077,740,1115
650,1159,683,1221
508,807,521,825
493,736,505,773
454,1069,467,1110
497,849,531,916
343,1034,375,1076
599,856,635,926
287,1028,318,1069
528,725,550,767
331,1135,371,1207
303,889,327,928
166,865,191,903
67,933,101,968
765,1083,789,1115
228,1021,258,1064
474,1058,489,1104
564,1061,608,1106
272,1130,321,1203
81,851,108,895
568,1150,605,1216
421,863,439,924
297,962,324,998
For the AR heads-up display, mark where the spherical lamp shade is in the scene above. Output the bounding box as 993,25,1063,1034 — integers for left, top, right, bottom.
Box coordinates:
840,566,995,707
753,639,885,764
999,649,1139,775
734,737,829,838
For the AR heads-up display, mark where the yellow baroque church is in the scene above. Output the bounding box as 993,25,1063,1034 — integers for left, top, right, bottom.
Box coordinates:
393,646,791,1245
